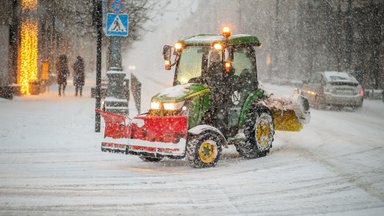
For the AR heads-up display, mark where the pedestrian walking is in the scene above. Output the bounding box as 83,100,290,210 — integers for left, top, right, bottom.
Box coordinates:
56,54,69,96
73,56,85,96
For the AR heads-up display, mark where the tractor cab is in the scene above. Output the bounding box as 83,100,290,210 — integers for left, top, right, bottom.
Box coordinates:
162,27,262,137
164,28,260,88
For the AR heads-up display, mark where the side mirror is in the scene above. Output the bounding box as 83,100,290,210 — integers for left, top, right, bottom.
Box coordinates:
163,45,172,70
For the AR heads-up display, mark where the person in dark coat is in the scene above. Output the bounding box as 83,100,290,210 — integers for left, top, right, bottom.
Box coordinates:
73,56,85,96
56,54,69,96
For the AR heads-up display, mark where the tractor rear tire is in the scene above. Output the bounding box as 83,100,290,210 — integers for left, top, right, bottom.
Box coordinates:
186,132,223,168
236,104,274,158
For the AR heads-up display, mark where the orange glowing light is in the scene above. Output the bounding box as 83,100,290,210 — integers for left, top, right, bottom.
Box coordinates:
213,43,223,50
18,20,38,95
222,27,231,38
174,42,183,50
22,0,37,10
225,61,232,73
164,60,171,70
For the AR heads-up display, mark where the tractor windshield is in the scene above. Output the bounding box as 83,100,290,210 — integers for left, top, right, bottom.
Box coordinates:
174,45,257,86
174,46,209,85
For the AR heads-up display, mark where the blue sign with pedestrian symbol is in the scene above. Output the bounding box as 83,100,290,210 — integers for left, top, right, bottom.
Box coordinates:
106,13,129,37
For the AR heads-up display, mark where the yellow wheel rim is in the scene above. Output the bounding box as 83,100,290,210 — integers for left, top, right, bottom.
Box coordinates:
199,141,217,164
256,114,272,150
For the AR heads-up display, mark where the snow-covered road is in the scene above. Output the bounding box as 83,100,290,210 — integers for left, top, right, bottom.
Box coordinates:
1,83,383,215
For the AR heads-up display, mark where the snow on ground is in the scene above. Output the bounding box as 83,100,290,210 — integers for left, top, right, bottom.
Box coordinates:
1,79,384,215
1,1,384,214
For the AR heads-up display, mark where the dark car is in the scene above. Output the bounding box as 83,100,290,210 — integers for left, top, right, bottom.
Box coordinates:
301,71,364,109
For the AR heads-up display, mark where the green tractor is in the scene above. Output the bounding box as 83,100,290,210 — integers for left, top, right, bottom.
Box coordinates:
97,27,310,168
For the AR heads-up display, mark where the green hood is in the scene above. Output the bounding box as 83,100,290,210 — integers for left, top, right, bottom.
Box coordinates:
151,83,209,103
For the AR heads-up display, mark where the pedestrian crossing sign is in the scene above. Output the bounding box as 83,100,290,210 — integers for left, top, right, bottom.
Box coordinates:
106,13,129,36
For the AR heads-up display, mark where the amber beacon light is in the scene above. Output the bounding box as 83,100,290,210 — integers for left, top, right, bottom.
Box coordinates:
222,27,231,38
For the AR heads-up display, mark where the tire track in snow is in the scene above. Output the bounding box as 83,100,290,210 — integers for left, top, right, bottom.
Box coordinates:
279,124,384,204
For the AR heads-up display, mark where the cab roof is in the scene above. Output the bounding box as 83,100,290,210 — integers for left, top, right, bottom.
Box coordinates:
180,34,261,47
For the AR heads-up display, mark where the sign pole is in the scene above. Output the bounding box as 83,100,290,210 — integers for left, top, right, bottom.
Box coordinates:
95,0,103,132
103,0,129,115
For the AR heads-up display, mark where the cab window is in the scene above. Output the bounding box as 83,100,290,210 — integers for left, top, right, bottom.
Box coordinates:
175,46,208,84
232,47,257,84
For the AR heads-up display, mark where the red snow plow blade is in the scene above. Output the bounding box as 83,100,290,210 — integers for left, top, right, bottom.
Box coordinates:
96,109,188,157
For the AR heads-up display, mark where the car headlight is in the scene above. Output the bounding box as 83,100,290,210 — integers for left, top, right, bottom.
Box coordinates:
150,101,161,110
163,101,185,111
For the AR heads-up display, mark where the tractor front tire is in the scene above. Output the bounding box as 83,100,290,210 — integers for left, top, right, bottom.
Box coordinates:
186,132,223,168
236,104,274,158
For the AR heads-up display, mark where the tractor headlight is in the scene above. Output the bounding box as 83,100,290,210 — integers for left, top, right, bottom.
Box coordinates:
150,101,161,110
163,101,185,111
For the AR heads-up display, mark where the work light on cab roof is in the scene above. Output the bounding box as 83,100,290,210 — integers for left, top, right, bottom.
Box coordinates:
174,42,183,51
213,42,223,50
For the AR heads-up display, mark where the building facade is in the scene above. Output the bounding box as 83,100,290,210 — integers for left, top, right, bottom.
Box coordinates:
0,0,14,98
